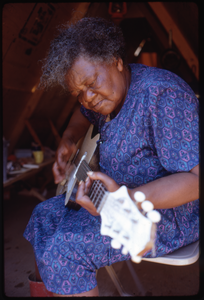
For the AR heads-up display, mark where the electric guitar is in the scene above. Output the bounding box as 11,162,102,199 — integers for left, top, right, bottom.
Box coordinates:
56,125,161,263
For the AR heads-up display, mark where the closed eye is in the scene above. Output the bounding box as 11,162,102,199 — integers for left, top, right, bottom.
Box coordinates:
87,80,96,88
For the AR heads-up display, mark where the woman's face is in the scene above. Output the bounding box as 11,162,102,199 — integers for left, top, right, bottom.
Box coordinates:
65,56,130,115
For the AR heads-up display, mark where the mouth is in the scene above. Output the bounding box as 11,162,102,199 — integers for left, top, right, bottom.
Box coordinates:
91,99,104,111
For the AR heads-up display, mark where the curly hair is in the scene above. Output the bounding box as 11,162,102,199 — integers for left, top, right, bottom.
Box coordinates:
38,17,127,90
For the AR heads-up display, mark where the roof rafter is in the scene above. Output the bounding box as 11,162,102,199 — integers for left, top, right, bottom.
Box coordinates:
148,2,199,80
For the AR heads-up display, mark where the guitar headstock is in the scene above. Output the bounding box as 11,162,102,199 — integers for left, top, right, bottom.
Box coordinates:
99,187,160,263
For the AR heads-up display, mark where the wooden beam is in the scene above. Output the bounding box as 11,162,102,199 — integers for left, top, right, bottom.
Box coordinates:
25,119,44,150
49,119,61,146
148,2,199,80
136,2,169,50
68,2,91,22
8,82,44,153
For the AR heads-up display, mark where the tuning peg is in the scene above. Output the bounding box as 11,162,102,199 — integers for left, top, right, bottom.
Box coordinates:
147,210,161,223
141,200,154,212
111,239,121,249
131,255,142,263
134,191,146,202
122,246,128,255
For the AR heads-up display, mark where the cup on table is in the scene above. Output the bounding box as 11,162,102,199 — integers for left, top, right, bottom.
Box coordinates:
32,144,44,164
33,150,44,164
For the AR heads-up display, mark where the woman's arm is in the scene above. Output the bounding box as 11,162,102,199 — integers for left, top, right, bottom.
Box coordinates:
128,164,199,209
76,164,199,215
53,105,91,183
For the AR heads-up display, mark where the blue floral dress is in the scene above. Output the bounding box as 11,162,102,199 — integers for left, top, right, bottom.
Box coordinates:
23,64,199,295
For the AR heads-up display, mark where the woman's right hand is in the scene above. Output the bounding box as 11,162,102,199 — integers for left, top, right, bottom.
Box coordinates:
52,105,91,184
52,138,77,184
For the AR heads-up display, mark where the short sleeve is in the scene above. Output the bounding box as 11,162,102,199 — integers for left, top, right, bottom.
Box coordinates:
148,76,199,173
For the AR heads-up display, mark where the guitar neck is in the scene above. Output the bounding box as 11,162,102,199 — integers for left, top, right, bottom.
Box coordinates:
75,160,107,210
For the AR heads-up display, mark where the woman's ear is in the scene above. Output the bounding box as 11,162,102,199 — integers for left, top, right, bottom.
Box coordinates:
114,57,124,72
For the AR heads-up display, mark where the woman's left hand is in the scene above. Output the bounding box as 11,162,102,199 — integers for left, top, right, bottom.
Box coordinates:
75,171,120,216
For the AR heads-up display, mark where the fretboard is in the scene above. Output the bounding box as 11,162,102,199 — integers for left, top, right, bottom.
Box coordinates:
75,159,107,210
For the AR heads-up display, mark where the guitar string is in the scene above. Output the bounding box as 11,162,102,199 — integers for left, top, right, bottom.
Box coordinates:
93,181,106,208
79,160,106,201
90,181,100,204
89,179,107,207
76,160,107,207
78,161,91,181
93,183,106,209
80,161,107,195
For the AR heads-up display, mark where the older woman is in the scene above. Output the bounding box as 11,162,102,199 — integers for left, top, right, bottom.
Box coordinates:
23,17,199,297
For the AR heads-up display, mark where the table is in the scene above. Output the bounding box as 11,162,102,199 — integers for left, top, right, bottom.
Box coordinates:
3,157,55,201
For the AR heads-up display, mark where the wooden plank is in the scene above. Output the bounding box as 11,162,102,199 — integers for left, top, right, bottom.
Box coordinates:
136,2,169,50
49,119,61,146
148,2,199,80
66,2,91,22
6,3,91,153
8,81,45,153
3,61,40,92
3,157,55,188
2,3,36,58
25,119,44,150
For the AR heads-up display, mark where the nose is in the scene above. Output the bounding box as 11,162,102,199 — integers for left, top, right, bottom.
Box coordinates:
82,87,96,103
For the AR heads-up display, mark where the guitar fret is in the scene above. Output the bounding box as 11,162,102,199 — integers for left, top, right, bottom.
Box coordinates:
90,180,100,203
94,185,105,208
76,159,107,209
89,180,106,209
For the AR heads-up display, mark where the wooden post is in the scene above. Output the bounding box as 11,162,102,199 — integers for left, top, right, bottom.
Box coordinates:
8,85,44,153
49,119,61,146
25,119,44,150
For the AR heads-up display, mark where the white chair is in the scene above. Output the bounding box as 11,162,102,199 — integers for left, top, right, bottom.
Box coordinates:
104,241,200,296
